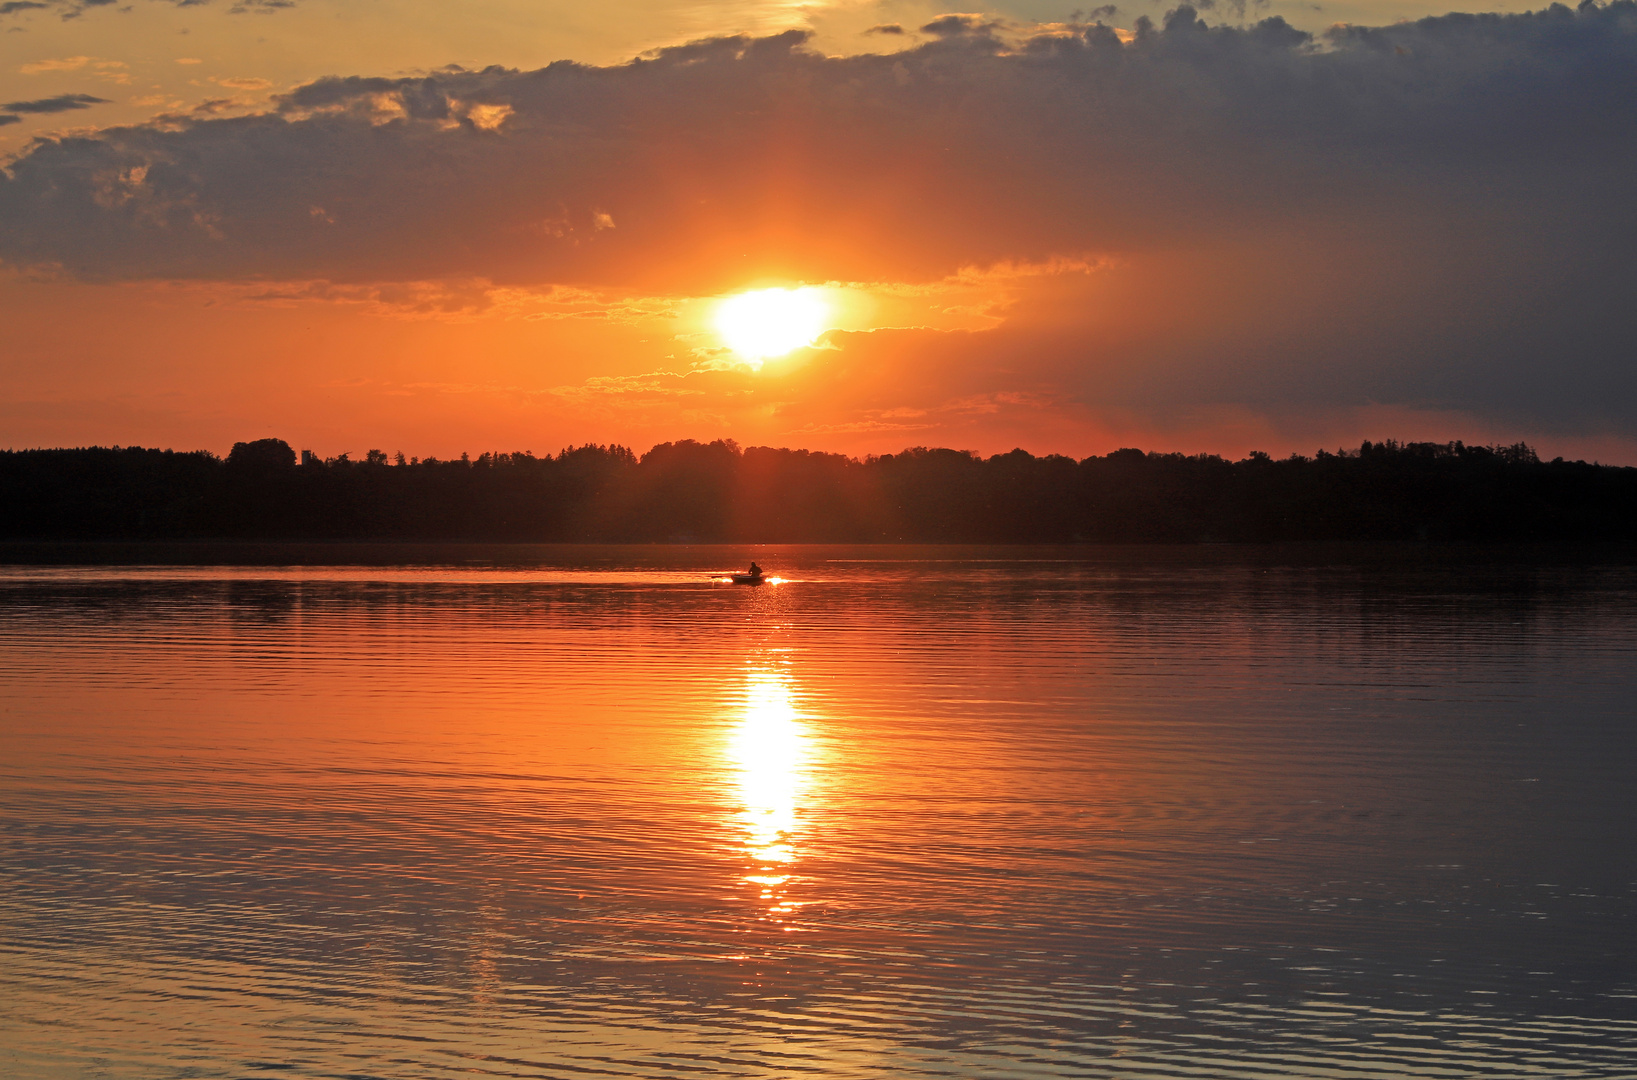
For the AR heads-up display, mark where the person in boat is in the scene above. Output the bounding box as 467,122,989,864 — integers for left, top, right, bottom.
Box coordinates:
747,561,763,579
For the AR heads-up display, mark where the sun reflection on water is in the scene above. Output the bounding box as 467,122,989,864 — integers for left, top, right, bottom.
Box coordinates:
728,670,813,920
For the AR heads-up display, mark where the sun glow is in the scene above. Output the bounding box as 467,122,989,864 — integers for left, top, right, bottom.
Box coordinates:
729,672,806,863
727,671,815,919
714,287,828,362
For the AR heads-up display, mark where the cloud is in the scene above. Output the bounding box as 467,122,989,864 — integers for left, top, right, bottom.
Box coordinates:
213,76,272,91
2,0,295,18
192,274,682,323
0,113,21,126
1,92,109,113
919,13,1007,37
864,23,905,35
1,5,1635,435
546,371,711,404
18,55,89,73
5,8,1632,287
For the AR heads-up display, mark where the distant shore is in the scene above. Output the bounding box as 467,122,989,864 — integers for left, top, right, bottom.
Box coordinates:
3,540,1637,568
3,438,1634,546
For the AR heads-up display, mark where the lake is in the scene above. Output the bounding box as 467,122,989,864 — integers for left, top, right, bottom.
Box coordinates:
2,545,1635,1078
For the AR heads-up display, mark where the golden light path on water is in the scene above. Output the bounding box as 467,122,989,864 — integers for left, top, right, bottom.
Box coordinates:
728,670,812,921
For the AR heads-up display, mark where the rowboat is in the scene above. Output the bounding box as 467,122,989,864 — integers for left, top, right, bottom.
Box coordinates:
730,573,765,585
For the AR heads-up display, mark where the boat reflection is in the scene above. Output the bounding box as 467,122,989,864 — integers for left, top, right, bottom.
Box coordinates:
727,670,814,921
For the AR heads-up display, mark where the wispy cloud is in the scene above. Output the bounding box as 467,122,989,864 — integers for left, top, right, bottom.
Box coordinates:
1,92,109,113
212,76,272,91
3,0,299,20
18,55,89,73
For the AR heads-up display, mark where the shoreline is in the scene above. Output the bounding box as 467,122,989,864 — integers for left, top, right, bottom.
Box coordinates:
4,539,1637,568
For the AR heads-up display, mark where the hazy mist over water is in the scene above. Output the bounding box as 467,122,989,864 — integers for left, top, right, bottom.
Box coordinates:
2,547,1636,1078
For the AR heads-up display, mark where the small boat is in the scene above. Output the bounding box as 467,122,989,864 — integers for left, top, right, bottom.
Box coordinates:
730,573,765,585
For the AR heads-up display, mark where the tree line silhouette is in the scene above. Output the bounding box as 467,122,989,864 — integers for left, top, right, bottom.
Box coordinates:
1,437,1633,543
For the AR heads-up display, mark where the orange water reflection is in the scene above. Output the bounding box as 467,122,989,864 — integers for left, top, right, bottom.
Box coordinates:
726,670,815,922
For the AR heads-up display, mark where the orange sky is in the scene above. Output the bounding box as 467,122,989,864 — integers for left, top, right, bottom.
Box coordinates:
3,3,1635,462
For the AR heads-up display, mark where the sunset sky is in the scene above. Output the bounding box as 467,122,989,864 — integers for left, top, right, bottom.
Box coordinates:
1,0,1633,461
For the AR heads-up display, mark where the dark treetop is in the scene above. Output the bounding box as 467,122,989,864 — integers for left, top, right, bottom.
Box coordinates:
1,438,1633,543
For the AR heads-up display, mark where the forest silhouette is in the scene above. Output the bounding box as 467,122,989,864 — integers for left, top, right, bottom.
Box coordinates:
1,438,1633,543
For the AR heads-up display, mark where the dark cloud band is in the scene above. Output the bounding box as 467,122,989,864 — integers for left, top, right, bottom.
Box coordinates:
1,93,110,114
3,6,1631,285
0,11,1621,273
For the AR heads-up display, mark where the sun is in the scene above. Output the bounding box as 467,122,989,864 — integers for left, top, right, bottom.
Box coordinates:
715,287,828,363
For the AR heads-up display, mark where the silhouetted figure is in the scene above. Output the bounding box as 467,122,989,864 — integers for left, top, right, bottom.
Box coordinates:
747,561,763,579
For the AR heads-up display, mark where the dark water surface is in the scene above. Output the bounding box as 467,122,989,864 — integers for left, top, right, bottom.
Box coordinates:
3,546,1636,1078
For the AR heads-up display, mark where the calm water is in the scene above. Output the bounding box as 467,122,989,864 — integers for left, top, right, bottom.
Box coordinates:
2,546,1636,1079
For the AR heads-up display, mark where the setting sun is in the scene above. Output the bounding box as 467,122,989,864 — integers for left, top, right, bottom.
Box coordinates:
715,287,828,362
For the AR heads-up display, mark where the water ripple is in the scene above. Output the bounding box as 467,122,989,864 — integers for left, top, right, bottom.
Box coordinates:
2,548,1636,1077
